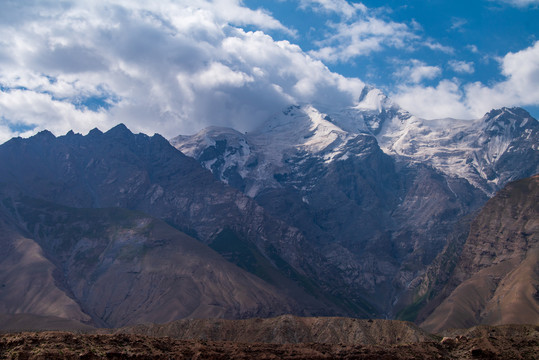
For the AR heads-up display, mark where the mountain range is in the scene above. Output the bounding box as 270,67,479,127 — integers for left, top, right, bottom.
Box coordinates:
0,87,537,331
172,89,538,319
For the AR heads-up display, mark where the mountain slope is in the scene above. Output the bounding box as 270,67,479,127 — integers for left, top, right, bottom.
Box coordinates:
1,91,537,325
0,125,329,284
172,103,494,315
0,195,324,328
420,175,539,332
0,213,90,324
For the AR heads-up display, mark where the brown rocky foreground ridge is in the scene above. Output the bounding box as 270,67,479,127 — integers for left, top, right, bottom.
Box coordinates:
0,317,538,359
1,323,538,360
114,315,435,345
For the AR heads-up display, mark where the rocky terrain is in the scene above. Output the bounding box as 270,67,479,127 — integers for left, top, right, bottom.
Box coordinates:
115,315,434,345
419,175,539,332
0,323,538,360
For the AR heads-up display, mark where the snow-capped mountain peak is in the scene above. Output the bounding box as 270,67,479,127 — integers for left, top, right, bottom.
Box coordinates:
355,86,393,113
172,83,538,198
374,106,539,194
170,99,538,314
172,104,364,196
254,104,352,160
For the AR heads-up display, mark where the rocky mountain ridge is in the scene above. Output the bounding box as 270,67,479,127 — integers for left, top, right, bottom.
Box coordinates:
173,90,538,198
376,106,539,195
0,195,321,328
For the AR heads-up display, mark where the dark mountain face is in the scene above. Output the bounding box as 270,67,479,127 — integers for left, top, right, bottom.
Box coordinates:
0,126,295,270
0,125,363,326
175,130,488,315
0,196,317,328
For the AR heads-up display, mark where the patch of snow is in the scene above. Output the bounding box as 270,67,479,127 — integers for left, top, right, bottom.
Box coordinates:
202,158,217,171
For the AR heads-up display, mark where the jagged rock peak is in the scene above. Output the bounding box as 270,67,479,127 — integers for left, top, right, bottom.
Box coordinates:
61,130,84,141
104,123,134,138
149,132,172,147
32,129,56,141
87,128,103,137
482,107,536,126
282,104,302,116
357,85,372,103
479,107,538,141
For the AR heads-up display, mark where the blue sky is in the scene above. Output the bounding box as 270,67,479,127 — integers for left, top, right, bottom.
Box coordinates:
251,0,539,117
0,0,538,143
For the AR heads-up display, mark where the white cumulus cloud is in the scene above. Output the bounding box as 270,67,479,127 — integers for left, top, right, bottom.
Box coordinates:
306,3,453,64
393,41,539,119
394,60,441,84
0,0,365,141
297,0,367,18
495,0,539,7
464,40,539,111
310,17,418,62
392,80,471,119
448,60,475,74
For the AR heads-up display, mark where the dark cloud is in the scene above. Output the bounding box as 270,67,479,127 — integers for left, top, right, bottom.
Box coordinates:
36,45,107,73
